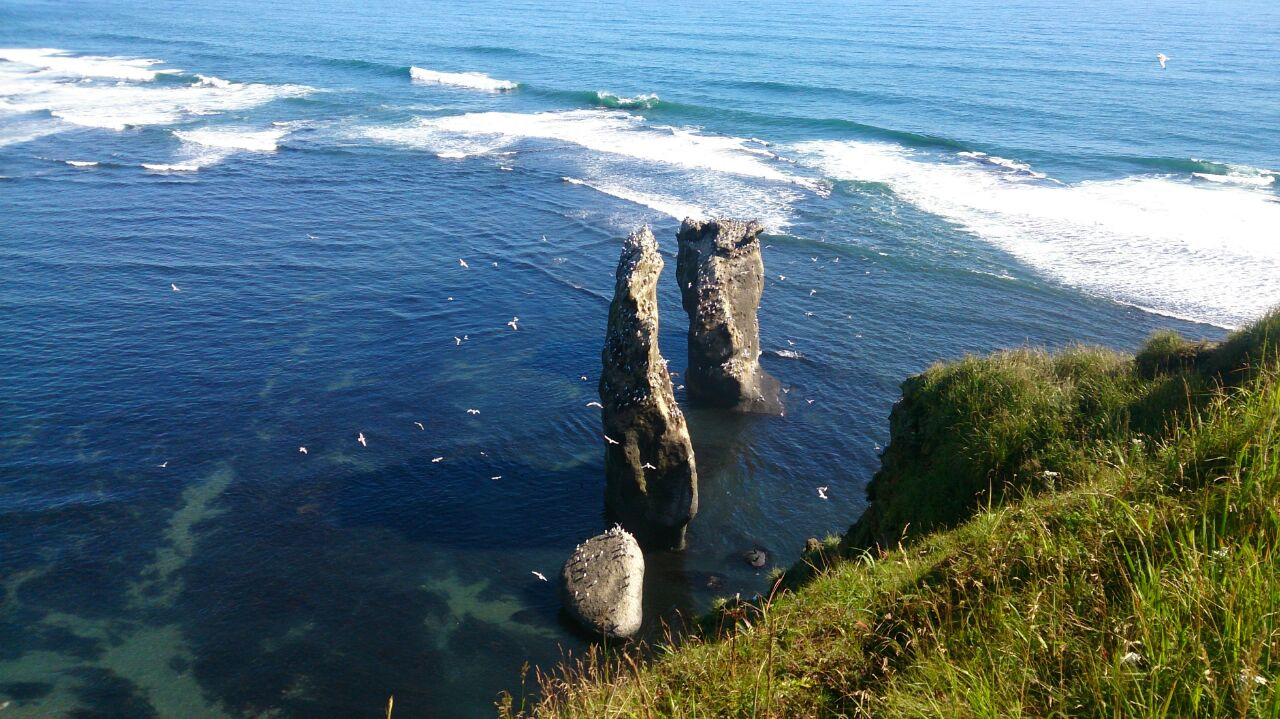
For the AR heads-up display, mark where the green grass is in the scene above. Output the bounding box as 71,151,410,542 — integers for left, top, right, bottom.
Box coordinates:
499,311,1280,718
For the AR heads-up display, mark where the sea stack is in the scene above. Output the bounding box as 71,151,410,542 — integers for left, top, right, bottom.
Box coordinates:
560,526,644,639
600,226,699,551
675,218,781,412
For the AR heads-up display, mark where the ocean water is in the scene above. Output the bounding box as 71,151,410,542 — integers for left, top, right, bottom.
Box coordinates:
1,0,1277,715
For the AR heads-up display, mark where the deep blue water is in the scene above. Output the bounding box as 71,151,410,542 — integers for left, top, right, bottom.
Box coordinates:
2,0,1278,716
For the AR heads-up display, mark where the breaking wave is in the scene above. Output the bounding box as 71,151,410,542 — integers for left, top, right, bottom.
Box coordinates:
0,48,311,132
795,140,1280,328
408,66,518,91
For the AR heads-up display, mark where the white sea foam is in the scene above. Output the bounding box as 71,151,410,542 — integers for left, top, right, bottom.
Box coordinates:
140,126,290,171
0,48,311,133
1192,171,1275,187
141,162,200,172
409,66,517,91
173,127,287,153
194,74,232,89
957,151,1048,179
562,176,708,222
0,117,60,147
64,160,98,167
363,109,806,229
796,140,1280,328
0,47,176,81
367,109,803,184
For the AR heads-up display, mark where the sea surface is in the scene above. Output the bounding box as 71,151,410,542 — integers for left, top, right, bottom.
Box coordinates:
2,0,1278,716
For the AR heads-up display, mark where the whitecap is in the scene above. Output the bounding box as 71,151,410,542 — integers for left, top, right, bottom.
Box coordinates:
409,66,517,92
1191,171,1274,187
142,162,201,172
594,91,660,109
173,127,287,153
362,109,807,230
367,109,805,185
0,47,176,81
64,160,98,167
0,49,312,133
193,74,232,89
796,140,1280,329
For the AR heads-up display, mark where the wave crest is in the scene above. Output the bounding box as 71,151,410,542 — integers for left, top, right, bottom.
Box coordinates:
593,91,661,109
409,66,517,92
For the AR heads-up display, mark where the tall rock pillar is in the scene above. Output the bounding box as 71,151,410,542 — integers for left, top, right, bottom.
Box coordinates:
675,218,780,413
600,227,698,550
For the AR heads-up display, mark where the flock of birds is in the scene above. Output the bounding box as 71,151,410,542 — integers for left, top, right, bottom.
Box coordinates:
156,215,958,582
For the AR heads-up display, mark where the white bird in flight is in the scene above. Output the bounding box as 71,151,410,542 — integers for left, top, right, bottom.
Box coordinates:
604,434,620,445
414,421,425,430
170,283,181,292
357,432,367,447
507,316,519,330
466,408,480,415
531,571,548,582
157,460,169,468
298,446,308,454
1156,53,1170,69
642,462,656,470
459,258,469,268
586,401,603,408
432,456,444,463
817,486,829,500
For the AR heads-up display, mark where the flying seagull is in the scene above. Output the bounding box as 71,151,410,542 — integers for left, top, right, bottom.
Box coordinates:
432,456,444,463
414,421,425,430
1156,53,1170,69
507,316,519,330
604,434,620,445
817,486,829,500
458,258,469,268
157,460,169,468
466,408,480,415
531,571,548,581
170,283,181,292
357,432,367,447
586,401,603,408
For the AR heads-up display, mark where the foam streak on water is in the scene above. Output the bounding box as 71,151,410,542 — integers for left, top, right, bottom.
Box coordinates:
796,140,1280,329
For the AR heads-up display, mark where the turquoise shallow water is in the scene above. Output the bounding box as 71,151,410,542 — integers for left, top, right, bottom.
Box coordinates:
1,0,1278,716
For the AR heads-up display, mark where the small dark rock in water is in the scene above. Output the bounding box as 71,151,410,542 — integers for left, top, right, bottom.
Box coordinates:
744,549,768,568
676,217,781,413
560,526,644,639
600,226,698,550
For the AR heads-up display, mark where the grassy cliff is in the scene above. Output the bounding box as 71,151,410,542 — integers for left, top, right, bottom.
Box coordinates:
501,312,1280,718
